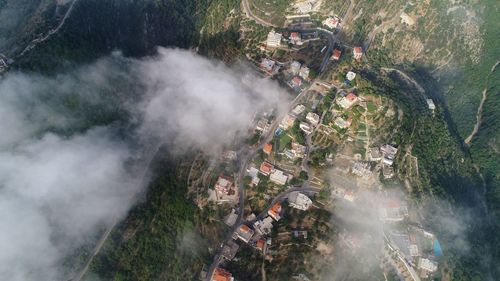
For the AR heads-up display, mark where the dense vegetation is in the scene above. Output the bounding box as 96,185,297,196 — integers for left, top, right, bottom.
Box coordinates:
88,151,208,281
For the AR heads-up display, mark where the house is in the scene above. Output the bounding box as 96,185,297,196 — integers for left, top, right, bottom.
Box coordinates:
418,258,438,272
253,216,274,235
260,58,278,74
346,71,357,81
256,239,266,251
353,47,363,60
383,165,395,179
379,199,408,222
344,190,356,202
255,118,270,133
288,192,312,210
289,32,302,45
299,66,310,80
369,147,382,161
246,166,261,186
299,122,313,135
306,112,320,126
266,30,282,48
268,203,282,221
235,224,254,243
426,99,436,110
291,76,302,88
410,244,419,257
221,241,239,260
352,161,372,178
292,104,306,116
290,61,301,75
280,114,296,130
284,142,307,159
323,17,340,29
222,150,237,162
380,144,398,166
224,209,238,226
259,161,275,176
215,175,235,198
331,49,342,60
334,116,351,129
337,92,358,109
263,143,273,155
270,169,289,185
212,268,235,281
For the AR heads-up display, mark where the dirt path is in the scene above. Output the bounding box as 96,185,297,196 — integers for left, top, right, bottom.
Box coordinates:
464,60,500,146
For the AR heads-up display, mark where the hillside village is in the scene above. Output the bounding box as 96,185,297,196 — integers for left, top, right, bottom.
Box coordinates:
192,1,444,281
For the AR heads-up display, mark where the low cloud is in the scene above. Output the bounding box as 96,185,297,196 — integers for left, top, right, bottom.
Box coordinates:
0,48,289,281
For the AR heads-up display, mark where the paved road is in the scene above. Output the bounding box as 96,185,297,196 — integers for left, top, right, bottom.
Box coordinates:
205,83,311,281
241,0,278,27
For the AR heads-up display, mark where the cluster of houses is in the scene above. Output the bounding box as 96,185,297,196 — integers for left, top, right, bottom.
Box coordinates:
369,144,398,178
330,47,363,62
257,160,290,186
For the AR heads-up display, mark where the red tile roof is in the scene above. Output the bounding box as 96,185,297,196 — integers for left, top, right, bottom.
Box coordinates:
353,47,363,54
256,239,265,251
332,49,342,60
346,92,357,101
260,162,274,174
240,224,251,233
292,76,302,87
213,268,233,281
268,203,282,220
263,143,273,154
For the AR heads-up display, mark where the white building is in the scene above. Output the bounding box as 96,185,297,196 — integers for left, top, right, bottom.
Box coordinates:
253,216,274,235
288,192,313,210
306,112,320,126
380,144,398,166
260,58,277,74
290,61,301,75
292,104,306,116
246,166,261,186
334,116,350,129
299,66,310,80
299,122,313,135
418,258,438,272
426,99,436,110
270,169,288,185
266,30,283,48
280,114,296,130
346,71,356,81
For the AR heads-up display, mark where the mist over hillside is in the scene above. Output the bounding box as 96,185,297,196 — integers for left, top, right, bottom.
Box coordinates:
0,48,288,280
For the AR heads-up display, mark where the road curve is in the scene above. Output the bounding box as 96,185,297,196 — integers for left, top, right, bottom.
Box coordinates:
241,0,278,27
